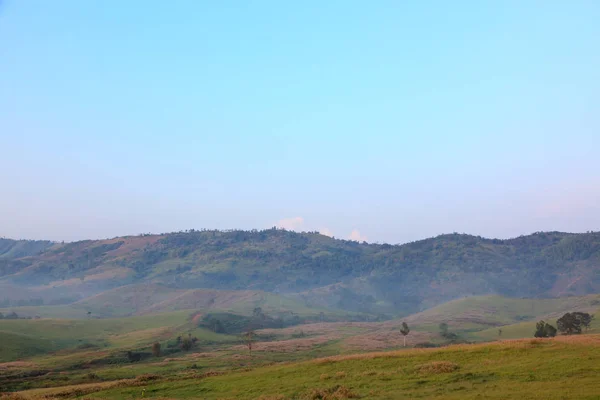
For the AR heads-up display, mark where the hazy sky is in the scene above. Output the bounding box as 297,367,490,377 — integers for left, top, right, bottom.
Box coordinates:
1,1,599,243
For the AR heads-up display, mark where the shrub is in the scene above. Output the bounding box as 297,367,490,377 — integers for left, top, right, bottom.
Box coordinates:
414,342,438,348
303,384,359,399
417,361,459,374
534,320,557,338
152,342,161,357
181,337,194,351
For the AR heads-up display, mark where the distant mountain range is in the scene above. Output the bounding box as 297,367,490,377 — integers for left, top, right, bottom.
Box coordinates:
1,230,599,316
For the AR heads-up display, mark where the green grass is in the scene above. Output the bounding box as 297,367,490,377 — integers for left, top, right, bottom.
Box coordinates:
0,311,195,362
16,335,600,399
0,331,55,361
407,294,600,330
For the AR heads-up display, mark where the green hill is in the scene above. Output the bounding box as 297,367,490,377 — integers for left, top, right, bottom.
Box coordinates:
397,294,600,332
1,230,599,315
0,284,343,319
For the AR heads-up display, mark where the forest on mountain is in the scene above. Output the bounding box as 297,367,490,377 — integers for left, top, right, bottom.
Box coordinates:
1,230,599,315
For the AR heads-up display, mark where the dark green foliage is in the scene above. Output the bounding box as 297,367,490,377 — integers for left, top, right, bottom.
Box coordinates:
439,323,448,336
556,312,593,335
207,317,225,333
438,322,460,341
198,312,304,335
572,312,593,331
152,342,161,357
180,336,194,351
557,313,583,335
125,351,150,362
534,320,557,337
400,322,410,346
400,322,410,336
414,342,439,348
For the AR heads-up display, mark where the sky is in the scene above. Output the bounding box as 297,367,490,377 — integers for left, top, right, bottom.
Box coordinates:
1,0,599,244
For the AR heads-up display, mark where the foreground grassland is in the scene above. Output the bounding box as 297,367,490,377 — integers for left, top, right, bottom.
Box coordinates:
1,296,598,399
4,335,600,400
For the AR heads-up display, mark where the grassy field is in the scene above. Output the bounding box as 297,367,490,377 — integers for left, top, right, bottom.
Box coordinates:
0,285,349,320
395,294,600,334
4,335,600,399
1,295,598,398
0,311,229,363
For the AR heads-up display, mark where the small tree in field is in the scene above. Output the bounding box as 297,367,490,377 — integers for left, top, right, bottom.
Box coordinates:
534,320,557,338
243,329,255,355
181,336,193,351
557,313,584,335
400,322,410,347
439,323,449,337
152,342,161,357
572,312,593,332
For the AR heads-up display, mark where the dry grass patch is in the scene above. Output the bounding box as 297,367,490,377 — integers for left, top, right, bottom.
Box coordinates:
230,336,334,353
417,361,459,374
341,329,433,351
0,362,38,370
303,385,359,399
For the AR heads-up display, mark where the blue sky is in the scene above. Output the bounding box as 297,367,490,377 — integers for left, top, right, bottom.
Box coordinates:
1,0,599,243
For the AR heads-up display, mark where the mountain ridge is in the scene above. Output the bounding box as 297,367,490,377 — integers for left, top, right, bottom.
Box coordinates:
1,229,599,316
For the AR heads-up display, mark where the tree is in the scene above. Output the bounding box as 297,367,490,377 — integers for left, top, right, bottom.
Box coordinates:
498,328,502,337
6,311,18,319
439,323,449,337
152,342,161,357
572,312,593,332
545,323,557,337
243,329,255,355
400,322,410,347
0,312,3,319
210,318,225,333
181,336,193,351
534,320,557,338
557,313,583,335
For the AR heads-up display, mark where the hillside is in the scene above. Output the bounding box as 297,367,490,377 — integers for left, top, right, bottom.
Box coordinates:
1,230,599,315
392,294,600,331
6,335,600,399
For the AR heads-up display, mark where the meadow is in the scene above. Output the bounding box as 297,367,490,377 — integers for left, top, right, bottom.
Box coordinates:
1,294,598,398
3,335,600,399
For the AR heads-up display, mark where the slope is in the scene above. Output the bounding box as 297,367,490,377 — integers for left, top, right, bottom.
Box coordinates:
13,335,600,400
1,230,599,315
390,294,600,332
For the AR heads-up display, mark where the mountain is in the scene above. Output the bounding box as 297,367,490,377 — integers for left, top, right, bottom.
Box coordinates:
0,230,599,315
0,238,54,260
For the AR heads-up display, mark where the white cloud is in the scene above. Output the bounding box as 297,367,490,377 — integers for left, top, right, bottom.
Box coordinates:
319,228,334,237
276,216,304,231
349,229,368,242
